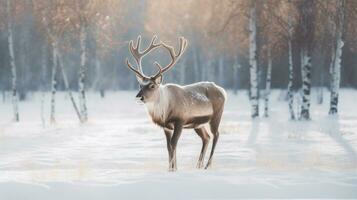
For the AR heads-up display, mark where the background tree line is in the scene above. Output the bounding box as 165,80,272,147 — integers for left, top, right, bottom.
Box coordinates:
0,0,356,122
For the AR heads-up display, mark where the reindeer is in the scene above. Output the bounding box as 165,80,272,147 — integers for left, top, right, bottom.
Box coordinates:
125,35,226,171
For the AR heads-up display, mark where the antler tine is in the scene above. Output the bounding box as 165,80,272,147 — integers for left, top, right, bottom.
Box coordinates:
153,61,163,78
142,35,160,55
158,37,188,74
136,35,141,50
128,35,161,74
125,58,145,79
177,37,188,57
129,39,140,66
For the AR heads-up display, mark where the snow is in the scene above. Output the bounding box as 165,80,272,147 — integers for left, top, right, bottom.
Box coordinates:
0,89,356,199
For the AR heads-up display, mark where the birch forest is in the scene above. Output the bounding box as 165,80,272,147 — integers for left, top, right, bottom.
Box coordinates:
0,0,356,122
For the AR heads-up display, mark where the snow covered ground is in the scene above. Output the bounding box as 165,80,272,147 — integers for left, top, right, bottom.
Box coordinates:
0,89,356,199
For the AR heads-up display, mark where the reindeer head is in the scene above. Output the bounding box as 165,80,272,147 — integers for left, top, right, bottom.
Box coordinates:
126,36,188,103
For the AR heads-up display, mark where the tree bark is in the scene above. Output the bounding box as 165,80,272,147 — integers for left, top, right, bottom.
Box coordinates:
300,48,312,120
41,44,47,127
264,47,272,117
249,3,259,118
287,10,295,120
298,0,315,120
92,57,101,90
6,0,19,122
329,0,345,115
57,51,83,123
50,42,58,124
79,25,88,122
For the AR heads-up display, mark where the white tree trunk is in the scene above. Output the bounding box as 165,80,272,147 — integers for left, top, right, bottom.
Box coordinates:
6,0,19,122
50,42,58,124
329,33,343,115
264,47,272,117
329,1,345,115
41,44,47,127
287,37,295,120
79,25,88,122
287,11,295,120
299,0,315,120
249,4,259,118
92,57,101,90
57,51,83,123
300,48,312,120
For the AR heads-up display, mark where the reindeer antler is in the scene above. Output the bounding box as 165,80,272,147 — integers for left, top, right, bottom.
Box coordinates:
153,37,188,78
126,35,161,78
126,36,188,80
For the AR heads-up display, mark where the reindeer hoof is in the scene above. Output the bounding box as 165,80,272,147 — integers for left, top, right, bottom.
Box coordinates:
196,162,204,169
204,162,211,170
168,166,177,172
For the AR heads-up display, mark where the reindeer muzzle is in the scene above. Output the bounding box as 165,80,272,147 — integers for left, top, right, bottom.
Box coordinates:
135,90,144,103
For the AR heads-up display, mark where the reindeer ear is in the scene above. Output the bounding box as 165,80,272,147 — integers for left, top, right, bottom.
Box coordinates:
154,75,163,84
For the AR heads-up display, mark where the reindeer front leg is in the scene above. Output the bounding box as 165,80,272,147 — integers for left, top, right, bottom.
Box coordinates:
170,121,183,171
164,128,173,171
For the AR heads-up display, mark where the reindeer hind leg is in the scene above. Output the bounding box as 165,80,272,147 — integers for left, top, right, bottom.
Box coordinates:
205,109,223,169
194,127,210,169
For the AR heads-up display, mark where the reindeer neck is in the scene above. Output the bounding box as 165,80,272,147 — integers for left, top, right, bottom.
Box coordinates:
144,85,170,126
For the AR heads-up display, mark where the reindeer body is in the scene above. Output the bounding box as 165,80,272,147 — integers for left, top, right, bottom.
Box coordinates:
125,36,226,171
145,82,226,130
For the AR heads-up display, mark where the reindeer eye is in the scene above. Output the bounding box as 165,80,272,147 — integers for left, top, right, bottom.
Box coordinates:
149,84,155,89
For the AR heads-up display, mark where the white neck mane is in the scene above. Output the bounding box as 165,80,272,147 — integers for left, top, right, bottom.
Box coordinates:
144,86,169,123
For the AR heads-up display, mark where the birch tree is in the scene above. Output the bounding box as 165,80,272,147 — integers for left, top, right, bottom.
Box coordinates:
68,0,90,122
295,0,316,120
66,0,129,121
78,19,88,122
33,0,84,123
260,1,279,118
264,45,272,117
329,0,345,115
91,0,129,93
201,0,259,118
268,0,297,120
6,0,19,122
40,43,47,127
287,2,296,120
248,1,259,118
145,0,217,83
33,0,63,123
50,41,58,123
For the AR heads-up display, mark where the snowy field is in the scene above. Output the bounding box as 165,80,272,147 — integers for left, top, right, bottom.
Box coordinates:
0,89,356,199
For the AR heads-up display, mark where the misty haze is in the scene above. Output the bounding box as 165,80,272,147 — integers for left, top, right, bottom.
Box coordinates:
0,0,356,199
